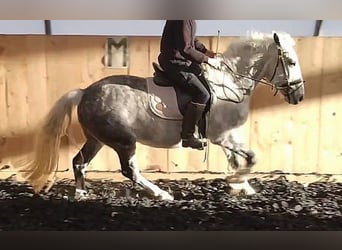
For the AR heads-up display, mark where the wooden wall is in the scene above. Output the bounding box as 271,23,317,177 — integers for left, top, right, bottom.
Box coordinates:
0,35,341,176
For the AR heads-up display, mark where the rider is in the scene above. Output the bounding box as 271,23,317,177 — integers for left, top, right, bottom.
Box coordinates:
158,20,221,150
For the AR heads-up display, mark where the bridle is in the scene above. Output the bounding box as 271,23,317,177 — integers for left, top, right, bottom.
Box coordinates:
208,35,305,102
266,38,305,97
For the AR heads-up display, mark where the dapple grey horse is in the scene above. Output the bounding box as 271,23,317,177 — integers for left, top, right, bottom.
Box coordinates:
19,32,305,201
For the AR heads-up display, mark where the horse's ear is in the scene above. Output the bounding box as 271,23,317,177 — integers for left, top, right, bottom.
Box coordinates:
273,33,281,46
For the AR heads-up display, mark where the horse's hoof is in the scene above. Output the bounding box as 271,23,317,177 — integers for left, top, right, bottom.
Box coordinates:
228,180,256,196
158,191,174,201
236,167,252,175
246,155,257,167
74,189,88,201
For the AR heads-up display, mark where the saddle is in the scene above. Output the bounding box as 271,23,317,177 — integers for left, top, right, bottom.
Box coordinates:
146,62,213,139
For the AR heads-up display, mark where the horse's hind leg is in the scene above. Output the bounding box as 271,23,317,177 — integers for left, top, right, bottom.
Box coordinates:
115,145,174,201
72,133,103,199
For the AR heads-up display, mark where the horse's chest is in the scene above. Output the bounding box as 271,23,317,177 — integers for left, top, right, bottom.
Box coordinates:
211,102,249,131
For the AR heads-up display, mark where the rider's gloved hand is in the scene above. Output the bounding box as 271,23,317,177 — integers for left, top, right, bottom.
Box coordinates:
207,57,221,69
205,50,216,58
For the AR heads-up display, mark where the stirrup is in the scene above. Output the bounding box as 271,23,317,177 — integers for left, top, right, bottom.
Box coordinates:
182,137,207,150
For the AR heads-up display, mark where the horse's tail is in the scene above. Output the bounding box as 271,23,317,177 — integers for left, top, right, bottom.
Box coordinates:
20,88,84,193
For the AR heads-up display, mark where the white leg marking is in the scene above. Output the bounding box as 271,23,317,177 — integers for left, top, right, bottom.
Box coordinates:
75,163,88,175
129,155,174,201
229,179,256,195
75,188,88,200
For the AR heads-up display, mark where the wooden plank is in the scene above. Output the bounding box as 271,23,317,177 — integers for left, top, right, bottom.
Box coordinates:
13,36,48,175
168,147,208,173
0,36,9,168
210,36,237,55
148,37,161,76
0,36,7,134
24,36,48,129
45,36,87,172
1,37,31,167
318,38,342,174
249,86,289,172
3,37,29,132
287,37,323,173
128,37,150,78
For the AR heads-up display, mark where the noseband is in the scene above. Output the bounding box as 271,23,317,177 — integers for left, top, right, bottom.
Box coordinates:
268,45,305,96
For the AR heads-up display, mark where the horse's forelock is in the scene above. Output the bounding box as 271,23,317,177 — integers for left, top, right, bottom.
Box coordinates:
245,30,295,48
276,32,296,47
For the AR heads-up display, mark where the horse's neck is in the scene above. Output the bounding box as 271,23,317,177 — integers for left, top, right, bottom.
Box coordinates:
226,38,273,82
208,68,247,103
208,38,275,103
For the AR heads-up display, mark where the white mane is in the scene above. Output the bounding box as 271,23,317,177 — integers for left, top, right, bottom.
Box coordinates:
225,30,296,58
221,30,297,80
247,30,295,46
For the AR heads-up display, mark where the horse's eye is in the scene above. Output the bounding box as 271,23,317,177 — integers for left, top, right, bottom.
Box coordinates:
288,58,296,66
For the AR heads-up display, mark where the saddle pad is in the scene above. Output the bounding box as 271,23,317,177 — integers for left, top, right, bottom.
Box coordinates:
146,78,183,120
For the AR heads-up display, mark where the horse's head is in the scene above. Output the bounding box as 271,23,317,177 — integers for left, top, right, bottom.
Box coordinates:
266,32,305,105
202,32,305,105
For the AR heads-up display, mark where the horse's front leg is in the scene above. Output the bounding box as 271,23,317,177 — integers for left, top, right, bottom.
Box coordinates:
213,129,257,195
217,128,256,172
225,146,257,175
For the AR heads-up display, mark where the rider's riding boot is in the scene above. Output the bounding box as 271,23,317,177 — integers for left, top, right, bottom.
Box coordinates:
181,102,207,150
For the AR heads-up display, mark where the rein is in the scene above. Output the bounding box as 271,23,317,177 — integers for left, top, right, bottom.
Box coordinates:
220,56,279,97
209,45,304,101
